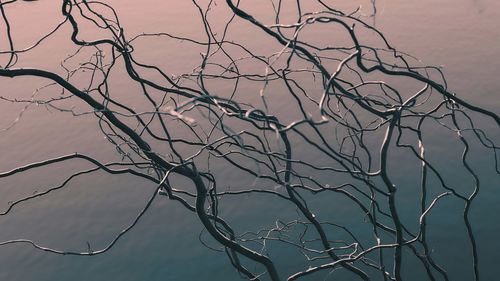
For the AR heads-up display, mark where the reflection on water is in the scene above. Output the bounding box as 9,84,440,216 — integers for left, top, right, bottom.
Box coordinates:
0,1,499,281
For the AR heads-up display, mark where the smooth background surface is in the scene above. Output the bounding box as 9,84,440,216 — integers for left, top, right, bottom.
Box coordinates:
0,1,499,280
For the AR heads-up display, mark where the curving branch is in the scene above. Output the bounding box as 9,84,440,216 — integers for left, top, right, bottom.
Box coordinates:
0,1,498,280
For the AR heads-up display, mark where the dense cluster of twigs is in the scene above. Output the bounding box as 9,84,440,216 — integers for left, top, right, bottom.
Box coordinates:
0,1,498,280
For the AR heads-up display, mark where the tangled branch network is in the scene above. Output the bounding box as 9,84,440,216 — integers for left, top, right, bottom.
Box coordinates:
0,1,498,280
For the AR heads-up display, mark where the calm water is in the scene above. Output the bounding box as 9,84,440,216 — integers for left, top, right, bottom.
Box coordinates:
0,1,499,280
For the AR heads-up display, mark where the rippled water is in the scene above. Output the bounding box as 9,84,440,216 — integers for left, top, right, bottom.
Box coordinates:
0,1,499,280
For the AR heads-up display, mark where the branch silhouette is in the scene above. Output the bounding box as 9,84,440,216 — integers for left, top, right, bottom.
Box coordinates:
0,1,498,280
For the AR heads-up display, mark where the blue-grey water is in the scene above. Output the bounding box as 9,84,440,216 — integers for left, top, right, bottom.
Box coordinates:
0,1,499,280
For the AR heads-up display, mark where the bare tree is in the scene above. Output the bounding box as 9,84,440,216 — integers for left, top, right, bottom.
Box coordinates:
0,1,498,280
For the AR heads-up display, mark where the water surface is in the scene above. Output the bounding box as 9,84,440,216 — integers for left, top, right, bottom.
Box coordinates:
0,1,499,280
